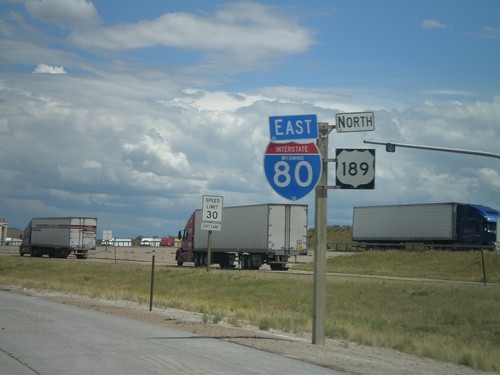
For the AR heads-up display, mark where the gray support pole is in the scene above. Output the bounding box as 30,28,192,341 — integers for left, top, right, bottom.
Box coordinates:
207,230,212,272
149,249,156,311
312,123,329,345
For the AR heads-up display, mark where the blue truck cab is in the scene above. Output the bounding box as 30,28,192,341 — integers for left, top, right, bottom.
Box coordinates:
458,204,500,246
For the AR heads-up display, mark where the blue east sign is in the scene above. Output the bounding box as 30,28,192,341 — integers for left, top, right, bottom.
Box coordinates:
269,114,318,141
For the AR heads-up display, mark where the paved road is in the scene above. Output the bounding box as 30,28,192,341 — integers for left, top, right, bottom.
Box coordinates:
0,291,346,375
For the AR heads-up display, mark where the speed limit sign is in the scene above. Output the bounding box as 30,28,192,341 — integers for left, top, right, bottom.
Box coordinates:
335,149,375,189
202,195,223,231
263,142,322,200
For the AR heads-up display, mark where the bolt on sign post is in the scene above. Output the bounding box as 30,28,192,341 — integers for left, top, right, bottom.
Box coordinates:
201,195,223,271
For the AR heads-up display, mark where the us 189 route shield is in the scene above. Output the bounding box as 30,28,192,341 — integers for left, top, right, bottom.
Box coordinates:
264,142,322,201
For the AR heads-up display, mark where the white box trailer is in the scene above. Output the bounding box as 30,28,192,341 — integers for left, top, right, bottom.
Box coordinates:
20,217,97,259
177,204,308,270
352,203,499,248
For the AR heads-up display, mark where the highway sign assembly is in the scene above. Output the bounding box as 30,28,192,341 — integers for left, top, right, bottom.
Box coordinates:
264,142,322,200
335,149,375,189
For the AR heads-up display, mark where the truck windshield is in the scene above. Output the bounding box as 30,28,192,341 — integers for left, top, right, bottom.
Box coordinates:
485,222,497,233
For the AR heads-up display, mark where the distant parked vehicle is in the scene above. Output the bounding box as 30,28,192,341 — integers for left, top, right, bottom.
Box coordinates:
20,217,97,259
160,237,174,247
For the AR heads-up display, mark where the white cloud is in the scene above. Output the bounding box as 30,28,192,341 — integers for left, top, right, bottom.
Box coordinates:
67,2,316,72
477,168,500,189
466,26,500,40
421,19,447,29
0,118,11,135
25,0,100,28
33,63,67,74
122,128,191,177
419,89,474,97
82,160,101,169
164,88,261,112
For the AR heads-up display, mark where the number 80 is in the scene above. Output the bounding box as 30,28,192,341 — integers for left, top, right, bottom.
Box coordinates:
273,161,313,188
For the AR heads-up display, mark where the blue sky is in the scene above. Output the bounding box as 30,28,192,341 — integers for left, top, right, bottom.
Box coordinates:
1,0,499,238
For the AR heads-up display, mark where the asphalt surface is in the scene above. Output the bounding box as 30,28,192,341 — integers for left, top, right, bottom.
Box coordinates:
0,291,348,375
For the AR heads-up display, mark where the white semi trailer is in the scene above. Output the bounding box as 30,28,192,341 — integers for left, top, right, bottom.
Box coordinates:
20,217,97,259
176,204,308,270
352,203,499,249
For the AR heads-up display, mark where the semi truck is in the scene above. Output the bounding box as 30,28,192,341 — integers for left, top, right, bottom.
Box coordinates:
352,203,499,249
176,204,308,270
19,217,97,259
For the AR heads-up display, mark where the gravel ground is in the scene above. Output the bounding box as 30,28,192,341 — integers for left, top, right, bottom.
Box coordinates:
1,246,496,375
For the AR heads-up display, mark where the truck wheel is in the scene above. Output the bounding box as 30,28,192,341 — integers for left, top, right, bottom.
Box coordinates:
175,251,184,267
270,263,287,271
241,254,247,269
32,248,42,257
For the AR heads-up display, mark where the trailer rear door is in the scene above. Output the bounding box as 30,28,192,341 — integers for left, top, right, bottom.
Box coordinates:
268,205,307,255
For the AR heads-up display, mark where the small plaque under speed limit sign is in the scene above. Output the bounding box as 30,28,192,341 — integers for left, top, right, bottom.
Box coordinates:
335,149,375,189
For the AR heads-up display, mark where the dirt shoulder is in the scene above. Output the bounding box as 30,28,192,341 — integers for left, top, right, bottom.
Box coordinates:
7,286,494,375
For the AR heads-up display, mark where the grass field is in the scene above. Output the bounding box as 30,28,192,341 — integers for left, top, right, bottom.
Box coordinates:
298,250,500,283
1,252,499,372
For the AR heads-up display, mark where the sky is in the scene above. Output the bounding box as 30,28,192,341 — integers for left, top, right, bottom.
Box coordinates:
1,0,499,239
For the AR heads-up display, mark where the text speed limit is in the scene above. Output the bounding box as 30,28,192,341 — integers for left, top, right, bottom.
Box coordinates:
264,142,322,201
335,149,375,189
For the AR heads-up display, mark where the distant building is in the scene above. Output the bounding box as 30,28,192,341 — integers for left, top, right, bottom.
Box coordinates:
5,238,22,246
140,237,160,247
0,220,7,245
104,238,132,247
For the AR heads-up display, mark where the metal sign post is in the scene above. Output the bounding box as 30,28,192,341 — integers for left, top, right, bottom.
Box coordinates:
149,249,156,311
313,122,334,345
207,230,213,271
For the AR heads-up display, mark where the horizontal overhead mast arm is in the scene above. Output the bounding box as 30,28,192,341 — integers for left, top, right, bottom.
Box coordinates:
363,140,500,160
